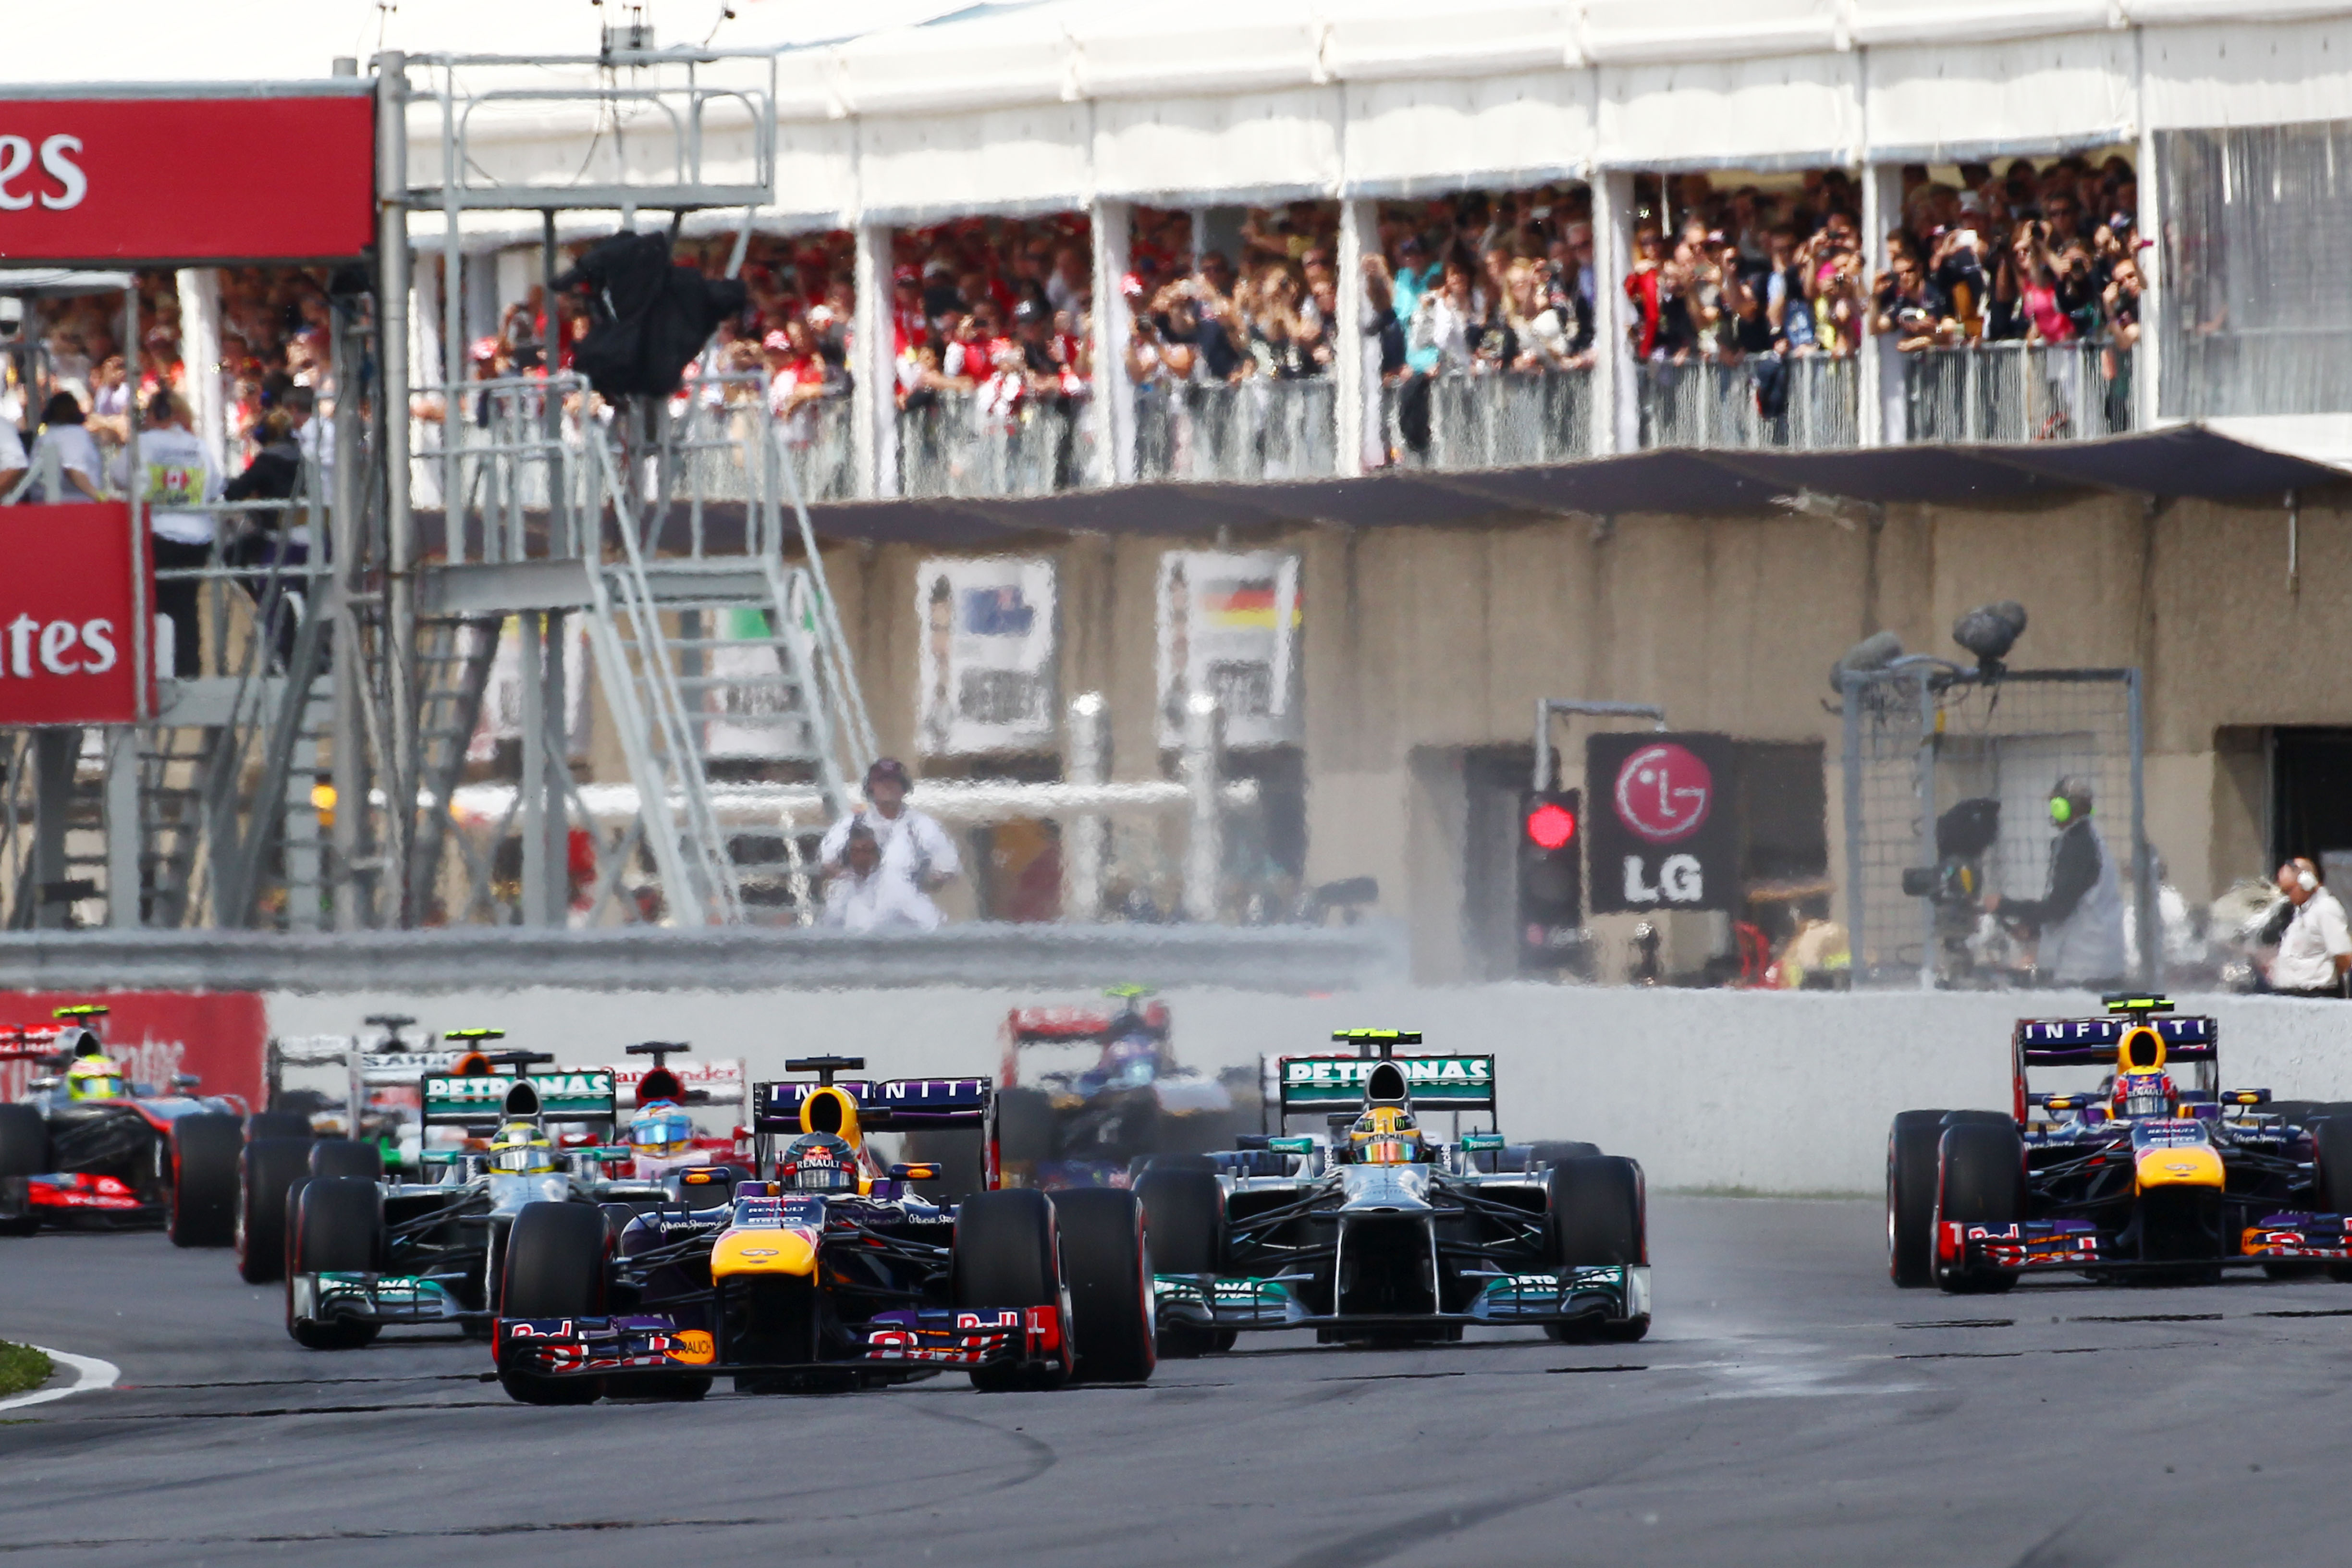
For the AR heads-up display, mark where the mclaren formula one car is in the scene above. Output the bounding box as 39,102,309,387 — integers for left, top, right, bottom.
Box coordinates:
1138,1031,1650,1353
1889,994,2352,1292
490,1055,1156,1403
0,1006,247,1243
282,1041,670,1347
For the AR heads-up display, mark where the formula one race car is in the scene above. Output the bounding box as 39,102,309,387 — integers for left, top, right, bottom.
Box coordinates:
989,987,1242,1188
1889,995,2352,1292
281,1039,670,1348
1138,1031,1650,1354
0,1005,248,1244
490,1055,1156,1403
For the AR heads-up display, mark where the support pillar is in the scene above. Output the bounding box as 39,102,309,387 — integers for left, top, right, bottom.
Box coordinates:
377,51,418,926
2135,53,2163,431
104,727,139,929
851,223,896,499
32,729,77,931
1862,164,1904,445
520,610,551,927
1063,692,1106,922
1180,694,1223,923
1089,199,1135,484
543,609,570,922
174,269,228,472
1335,198,1376,477
1594,172,1638,455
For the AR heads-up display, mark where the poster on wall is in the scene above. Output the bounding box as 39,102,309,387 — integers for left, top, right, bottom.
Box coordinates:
1155,551,1302,749
704,607,801,760
915,558,1058,755
0,992,267,1112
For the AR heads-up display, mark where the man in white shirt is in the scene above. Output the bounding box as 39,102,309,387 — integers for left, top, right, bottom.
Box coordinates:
112,391,220,679
2266,858,2352,998
0,414,25,499
821,824,943,933
817,758,961,928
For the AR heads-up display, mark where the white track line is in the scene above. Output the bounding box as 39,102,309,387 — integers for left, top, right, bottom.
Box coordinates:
0,1348,120,1413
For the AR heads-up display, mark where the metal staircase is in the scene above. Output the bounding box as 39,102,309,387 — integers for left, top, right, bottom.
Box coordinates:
404,617,503,919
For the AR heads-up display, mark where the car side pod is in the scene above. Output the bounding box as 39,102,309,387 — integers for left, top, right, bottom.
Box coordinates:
710,1227,818,1278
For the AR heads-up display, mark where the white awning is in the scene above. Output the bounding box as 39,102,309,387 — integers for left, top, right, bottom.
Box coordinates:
1344,72,1595,196
1864,33,2135,163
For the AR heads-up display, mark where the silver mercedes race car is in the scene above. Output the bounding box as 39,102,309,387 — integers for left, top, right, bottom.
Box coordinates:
1138,1030,1650,1354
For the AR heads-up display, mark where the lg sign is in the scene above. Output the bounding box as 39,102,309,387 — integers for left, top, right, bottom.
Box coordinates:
1585,732,1739,914
0,503,150,726
0,134,87,210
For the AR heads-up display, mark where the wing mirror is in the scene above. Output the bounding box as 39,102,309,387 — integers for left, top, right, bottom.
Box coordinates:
2223,1089,2271,1106
1460,1131,1507,1153
173,1073,201,1090
1265,1136,1315,1156
888,1163,941,1181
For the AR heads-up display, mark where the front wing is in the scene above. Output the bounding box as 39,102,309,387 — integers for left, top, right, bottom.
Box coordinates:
1940,1213,2352,1277
494,1304,1068,1384
1153,1265,1649,1335
291,1272,483,1329
1,1172,160,1227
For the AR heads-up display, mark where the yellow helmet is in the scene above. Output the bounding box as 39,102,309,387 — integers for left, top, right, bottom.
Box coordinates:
486,1119,556,1176
65,1054,127,1102
1349,1105,1422,1165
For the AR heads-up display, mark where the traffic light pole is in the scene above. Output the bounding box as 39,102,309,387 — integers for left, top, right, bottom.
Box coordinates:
1532,699,1667,791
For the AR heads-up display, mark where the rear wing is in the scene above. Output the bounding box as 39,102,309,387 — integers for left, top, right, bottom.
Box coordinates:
1274,1054,1496,1113
421,1069,618,1128
1000,1003,1170,1087
2010,1007,2219,1123
753,1077,991,1133
604,1056,748,1108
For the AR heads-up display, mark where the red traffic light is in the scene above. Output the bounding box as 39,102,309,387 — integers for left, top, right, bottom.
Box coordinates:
1525,801,1578,851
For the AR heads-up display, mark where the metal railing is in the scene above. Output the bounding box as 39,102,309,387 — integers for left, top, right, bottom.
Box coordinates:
1639,355,1858,451
1901,342,2135,444
1135,377,1336,483
1380,366,1594,471
896,389,1099,499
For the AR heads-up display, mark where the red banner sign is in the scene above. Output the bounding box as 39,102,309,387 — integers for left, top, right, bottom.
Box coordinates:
0,93,373,262
0,991,267,1112
0,502,151,725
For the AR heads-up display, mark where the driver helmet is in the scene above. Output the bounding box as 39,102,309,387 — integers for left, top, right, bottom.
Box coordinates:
487,1119,557,1176
1348,1105,1422,1166
628,1102,695,1159
780,1132,859,1194
65,1054,127,1102
2115,1070,2174,1121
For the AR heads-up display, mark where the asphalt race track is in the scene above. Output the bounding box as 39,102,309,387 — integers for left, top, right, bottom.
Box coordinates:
7,1197,2352,1567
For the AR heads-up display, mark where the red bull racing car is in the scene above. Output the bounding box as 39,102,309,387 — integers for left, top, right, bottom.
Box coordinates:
489,1055,1157,1402
1889,995,2352,1292
0,1006,247,1243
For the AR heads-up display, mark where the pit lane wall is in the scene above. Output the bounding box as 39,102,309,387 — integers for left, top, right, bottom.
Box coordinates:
256,985,2352,1195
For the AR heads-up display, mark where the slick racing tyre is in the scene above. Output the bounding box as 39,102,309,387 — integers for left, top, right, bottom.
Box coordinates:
1934,1122,2026,1295
2311,1116,2352,1284
1886,1111,1953,1288
903,1128,986,1203
238,1138,314,1284
498,1202,609,1405
993,1087,1058,1170
287,1177,385,1349
246,1111,315,1142
308,1139,384,1183
1135,1166,1228,1358
0,1104,49,1237
169,1113,244,1248
1544,1156,1649,1344
1526,1140,1602,1171
1053,1188,1156,1384
955,1188,1071,1392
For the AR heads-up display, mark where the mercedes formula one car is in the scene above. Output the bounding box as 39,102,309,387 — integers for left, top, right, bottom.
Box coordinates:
490,1055,1156,1403
1889,994,2352,1292
988,987,1242,1189
282,1039,670,1348
0,1005,248,1243
1138,1031,1650,1353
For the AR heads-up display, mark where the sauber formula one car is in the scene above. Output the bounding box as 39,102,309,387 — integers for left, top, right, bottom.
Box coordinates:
1889,994,2352,1292
990,987,1241,1189
282,1041,670,1347
1139,1031,1649,1354
0,1006,247,1243
490,1055,1156,1403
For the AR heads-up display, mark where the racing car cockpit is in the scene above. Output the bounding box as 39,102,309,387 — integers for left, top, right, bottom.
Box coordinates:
1346,1105,1427,1165
64,1053,128,1103
486,1119,558,1176
779,1132,860,1192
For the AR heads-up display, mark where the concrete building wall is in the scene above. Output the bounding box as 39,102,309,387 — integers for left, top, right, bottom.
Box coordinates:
803,491,2350,966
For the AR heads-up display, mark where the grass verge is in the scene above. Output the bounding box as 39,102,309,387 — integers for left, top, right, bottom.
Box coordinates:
0,1341,53,1398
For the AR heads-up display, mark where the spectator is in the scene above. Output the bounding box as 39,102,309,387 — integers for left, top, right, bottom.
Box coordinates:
0,406,24,499
818,758,961,928
112,391,219,680
26,392,104,503
2265,858,2352,998
222,407,308,668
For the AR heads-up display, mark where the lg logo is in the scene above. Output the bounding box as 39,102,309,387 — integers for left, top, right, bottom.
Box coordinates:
0,135,88,212
0,616,118,677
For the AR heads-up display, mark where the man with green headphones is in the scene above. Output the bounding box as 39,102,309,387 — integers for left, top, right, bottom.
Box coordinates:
1985,775,2127,988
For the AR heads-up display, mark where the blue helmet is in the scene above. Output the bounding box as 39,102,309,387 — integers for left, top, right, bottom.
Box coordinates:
629,1101,695,1159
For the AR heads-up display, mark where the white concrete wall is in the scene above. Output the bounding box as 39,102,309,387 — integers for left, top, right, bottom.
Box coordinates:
265,987,2352,1196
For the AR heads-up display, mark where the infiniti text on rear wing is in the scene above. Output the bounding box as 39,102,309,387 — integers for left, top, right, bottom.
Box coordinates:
754,1078,992,1132
1276,1055,1497,1113
2013,1015,2218,1066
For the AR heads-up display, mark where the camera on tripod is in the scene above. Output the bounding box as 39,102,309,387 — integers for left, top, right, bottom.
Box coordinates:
1902,797,2002,982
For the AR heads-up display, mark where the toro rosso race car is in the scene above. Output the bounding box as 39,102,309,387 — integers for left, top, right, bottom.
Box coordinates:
1137,1030,1650,1353
990,987,1241,1188
282,1040,672,1347
1890,994,2352,1292
490,1055,1156,1403
0,1005,248,1244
